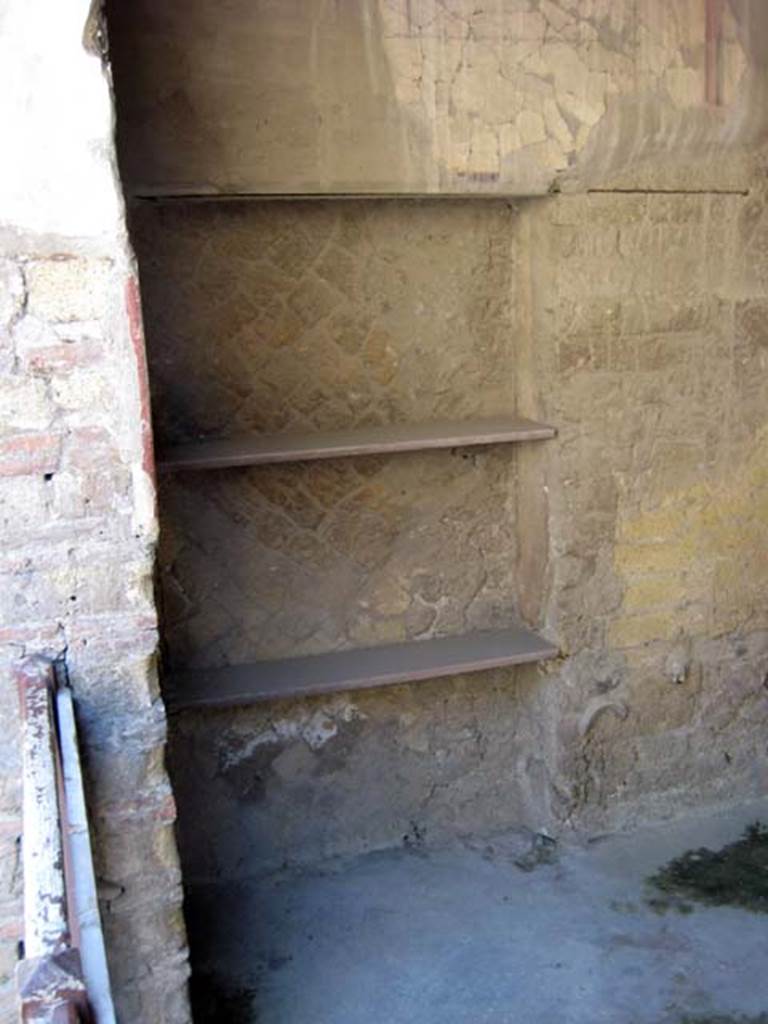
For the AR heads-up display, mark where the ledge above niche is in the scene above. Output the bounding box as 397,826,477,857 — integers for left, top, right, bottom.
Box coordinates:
109,0,762,200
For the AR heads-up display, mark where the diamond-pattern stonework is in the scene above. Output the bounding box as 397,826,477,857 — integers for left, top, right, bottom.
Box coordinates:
133,201,525,672
132,201,518,441
136,185,768,881
158,449,519,668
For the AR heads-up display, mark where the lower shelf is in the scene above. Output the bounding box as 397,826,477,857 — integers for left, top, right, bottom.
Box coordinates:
165,627,558,711
158,416,556,472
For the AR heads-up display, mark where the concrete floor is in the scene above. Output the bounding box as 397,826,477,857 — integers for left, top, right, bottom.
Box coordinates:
186,798,768,1024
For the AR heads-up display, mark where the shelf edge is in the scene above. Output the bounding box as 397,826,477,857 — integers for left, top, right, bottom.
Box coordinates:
165,628,559,712
158,417,557,472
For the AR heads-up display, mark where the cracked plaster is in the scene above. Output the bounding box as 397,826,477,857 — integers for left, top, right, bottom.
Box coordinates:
109,0,762,196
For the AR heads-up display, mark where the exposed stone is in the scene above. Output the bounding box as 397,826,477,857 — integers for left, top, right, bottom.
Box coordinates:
0,377,52,432
0,260,24,330
0,433,61,478
109,0,759,195
4,6,766,1023
0,251,189,1022
25,258,111,323
138,179,768,887
0,3,190,1021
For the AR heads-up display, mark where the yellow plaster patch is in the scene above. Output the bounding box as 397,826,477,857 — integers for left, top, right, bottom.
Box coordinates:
610,428,768,648
622,575,689,613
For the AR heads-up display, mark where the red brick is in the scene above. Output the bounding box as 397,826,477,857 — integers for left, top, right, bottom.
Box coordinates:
0,622,62,646
62,426,119,472
0,433,61,477
0,919,22,941
125,275,156,479
20,338,102,375
98,791,177,826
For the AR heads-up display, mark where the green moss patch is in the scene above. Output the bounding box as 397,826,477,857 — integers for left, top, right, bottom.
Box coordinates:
677,1016,768,1023
648,822,768,914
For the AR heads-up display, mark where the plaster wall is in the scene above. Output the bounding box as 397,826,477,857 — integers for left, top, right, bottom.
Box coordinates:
134,201,523,666
530,184,768,831
0,2,190,1021
116,0,768,909
131,200,550,875
109,0,765,196
134,184,768,885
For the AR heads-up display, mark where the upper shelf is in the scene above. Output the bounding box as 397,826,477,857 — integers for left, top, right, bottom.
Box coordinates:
131,190,549,203
164,626,559,712
158,416,556,472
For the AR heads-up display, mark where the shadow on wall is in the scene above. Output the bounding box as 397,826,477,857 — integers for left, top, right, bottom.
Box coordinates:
109,0,768,198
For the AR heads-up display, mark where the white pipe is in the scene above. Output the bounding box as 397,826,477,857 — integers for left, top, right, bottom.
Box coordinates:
56,685,116,1024
19,658,67,959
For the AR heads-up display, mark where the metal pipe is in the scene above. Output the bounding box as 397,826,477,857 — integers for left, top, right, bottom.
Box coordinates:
15,657,115,1022
55,686,116,1024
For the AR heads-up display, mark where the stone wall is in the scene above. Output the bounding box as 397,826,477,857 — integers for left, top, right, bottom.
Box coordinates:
133,200,524,667
139,175,768,887
3,1,766,1019
107,0,768,1008
130,199,557,875
530,185,768,831
0,2,189,1021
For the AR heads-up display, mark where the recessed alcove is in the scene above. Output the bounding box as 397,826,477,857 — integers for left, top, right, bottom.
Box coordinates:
126,186,557,1021
128,197,551,681
106,2,768,1022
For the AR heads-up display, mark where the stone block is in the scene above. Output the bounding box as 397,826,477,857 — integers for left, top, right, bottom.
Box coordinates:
51,467,128,520
0,376,52,432
734,299,768,350
84,736,170,819
557,298,621,337
25,257,111,322
616,542,694,577
621,575,689,614
50,367,113,414
65,641,161,719
16,327,103,376
0,432,61,478
636,334,692,371
94,822,181,893
0,260,24,330
0,475,53,546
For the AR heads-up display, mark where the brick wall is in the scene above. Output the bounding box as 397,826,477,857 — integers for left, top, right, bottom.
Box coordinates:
0,2,190,1021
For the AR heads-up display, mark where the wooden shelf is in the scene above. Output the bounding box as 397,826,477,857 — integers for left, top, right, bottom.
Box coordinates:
131,190,550,203
158,417,556,472
165,627,558,711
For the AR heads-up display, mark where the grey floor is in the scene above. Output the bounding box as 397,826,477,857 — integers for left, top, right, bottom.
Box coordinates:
187,798,768,1024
